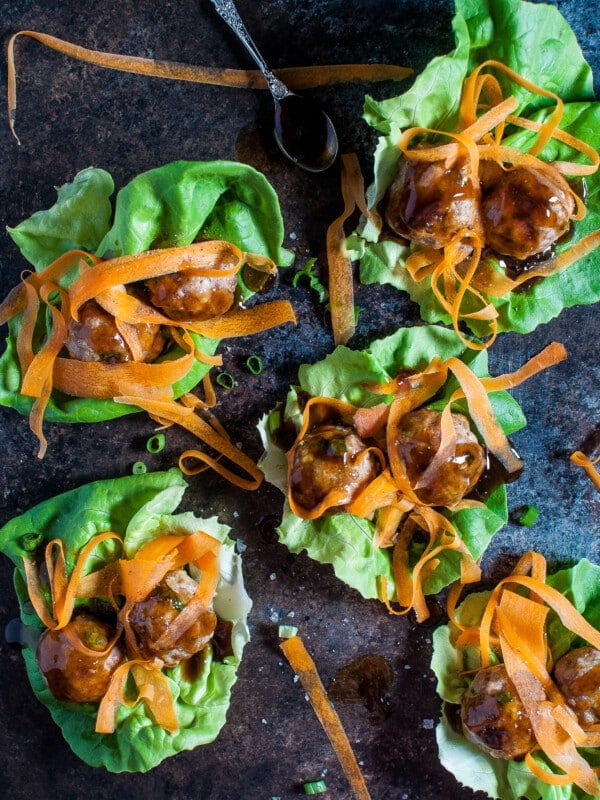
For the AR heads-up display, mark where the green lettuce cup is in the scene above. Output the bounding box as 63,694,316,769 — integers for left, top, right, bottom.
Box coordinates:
0,468,251,773
0,160,293,441
258,325,559,620
431,554,600,799
350,0,600,340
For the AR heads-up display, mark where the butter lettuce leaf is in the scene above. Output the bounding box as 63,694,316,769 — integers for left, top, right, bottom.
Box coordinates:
431,558,600,799
354,0,600,335
1,160,291,423
259,325,524,601
0,468,251,773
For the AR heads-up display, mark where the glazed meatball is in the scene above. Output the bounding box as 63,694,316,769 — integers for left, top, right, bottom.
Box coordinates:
385,154,481,249
37,612,125,703
481,164,574,260
127,569,217,667
289,424,380,512
461,664,536,760
65,299,165,363
145,259,238,322
394,408,485,506
554,646,600,727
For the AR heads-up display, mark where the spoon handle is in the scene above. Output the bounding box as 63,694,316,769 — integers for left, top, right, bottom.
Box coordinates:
208,0,289,100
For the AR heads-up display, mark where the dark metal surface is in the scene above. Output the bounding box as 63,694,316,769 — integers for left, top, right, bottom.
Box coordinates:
0,1,598,798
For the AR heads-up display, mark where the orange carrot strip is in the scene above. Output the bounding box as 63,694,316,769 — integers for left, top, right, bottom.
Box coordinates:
445,355,523,475
472,342,567,395
280,635,373,800
504,114,600,176
189,299,297,339
118,395,263,489
524,752,575,786
22,531,123,630
461,59,564,156
327,154,360,345
96,658,179,734
8,30,411,141
570,450,600,490
68,241,243,316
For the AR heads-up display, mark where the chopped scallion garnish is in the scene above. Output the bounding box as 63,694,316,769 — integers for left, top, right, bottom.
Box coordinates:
245,354,263,375
216,371,236,390
146,433,166,454
518,505,540,527
132,461,147,474
303,779,328,795
278,624,299,639
19,531,44,552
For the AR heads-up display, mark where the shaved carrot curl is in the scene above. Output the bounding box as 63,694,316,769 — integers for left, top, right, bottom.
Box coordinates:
281,634,373,800
7,30,411,144
327,153,380,345
571,450,600,491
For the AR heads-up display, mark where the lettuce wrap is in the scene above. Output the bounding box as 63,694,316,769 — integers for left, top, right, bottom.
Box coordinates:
258,324,535,616
350,0,600,338
0,468,251,773
431,556,600,799
0,160,293,425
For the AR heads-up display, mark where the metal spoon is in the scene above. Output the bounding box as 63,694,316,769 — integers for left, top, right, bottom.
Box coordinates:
209,0,338,172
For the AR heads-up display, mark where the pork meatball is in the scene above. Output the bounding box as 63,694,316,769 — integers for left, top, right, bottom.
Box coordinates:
289,424,380,512
554,646,600,727
394,408,485,506
36,612,125,703
64,299,165,363
385,154,481,249
481,164,574,260
461,664,536,760
145,259,238,322
127,569,217,667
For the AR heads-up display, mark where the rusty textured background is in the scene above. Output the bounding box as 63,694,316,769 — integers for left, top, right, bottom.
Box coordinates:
0,1,598,799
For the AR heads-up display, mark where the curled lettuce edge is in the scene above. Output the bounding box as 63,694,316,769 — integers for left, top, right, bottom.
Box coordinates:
0,468,252,773
1,160,293,424
354,0,600,336
430,558,600,800
258,324,525,602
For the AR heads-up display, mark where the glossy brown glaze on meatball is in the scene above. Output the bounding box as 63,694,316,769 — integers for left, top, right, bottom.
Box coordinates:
481,164,574,260
64,299,165,363
36,612,125,703
289,424,380,512
385,154,481,249
554,646,600,727
127,569,217,667
394,408,485,506
461,664,536,760
145,260,238,322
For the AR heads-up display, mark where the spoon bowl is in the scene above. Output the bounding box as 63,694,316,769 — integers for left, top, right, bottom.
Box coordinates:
274,93,338,173
210,0,339,172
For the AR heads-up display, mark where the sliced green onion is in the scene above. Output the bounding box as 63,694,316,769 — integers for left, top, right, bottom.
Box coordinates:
278,624,298,639
146,433,166,454
303,780,327,795
19,531,44,552
245,354,263,375
518,505,539,527
132,461,147,474
268,408,282,435
216,371,236,390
